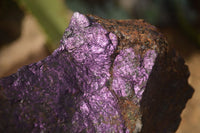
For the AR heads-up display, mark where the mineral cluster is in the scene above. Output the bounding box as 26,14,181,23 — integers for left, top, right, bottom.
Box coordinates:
0,12,193,133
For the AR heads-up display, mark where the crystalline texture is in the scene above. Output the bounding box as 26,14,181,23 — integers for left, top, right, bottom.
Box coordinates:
112,48,157,99
0,12,193,133
0,12,123,132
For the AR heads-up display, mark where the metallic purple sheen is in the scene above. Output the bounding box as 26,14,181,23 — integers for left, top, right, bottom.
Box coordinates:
112,48,157,100
0,12,157,132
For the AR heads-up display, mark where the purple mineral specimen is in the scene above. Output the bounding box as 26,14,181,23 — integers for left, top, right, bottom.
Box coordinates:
0,12,124,132
0,12,193,133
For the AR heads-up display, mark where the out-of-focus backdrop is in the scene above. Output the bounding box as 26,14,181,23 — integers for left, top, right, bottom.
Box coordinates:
0,0,200,132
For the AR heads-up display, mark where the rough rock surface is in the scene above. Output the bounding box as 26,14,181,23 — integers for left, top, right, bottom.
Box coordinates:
0,12,193,133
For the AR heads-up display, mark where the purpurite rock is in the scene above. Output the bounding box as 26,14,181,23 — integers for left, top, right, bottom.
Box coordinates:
0,12,193,133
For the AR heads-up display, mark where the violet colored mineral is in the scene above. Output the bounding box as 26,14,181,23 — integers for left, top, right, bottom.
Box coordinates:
0,12,193,133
